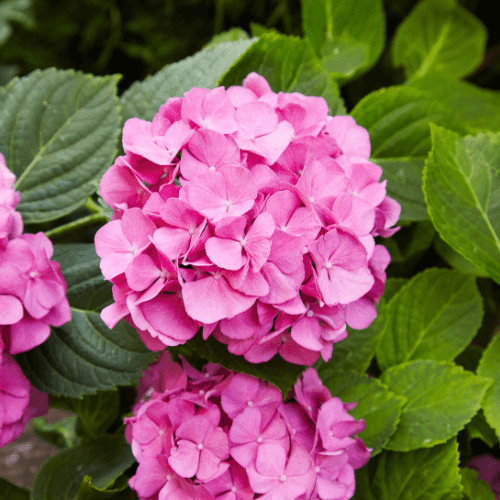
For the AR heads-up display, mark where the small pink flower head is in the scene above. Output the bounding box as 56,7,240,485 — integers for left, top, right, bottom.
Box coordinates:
0,154,23,246
0,354,48,448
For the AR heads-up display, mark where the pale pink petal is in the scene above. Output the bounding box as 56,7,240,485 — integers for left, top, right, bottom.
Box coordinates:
0,295,23,325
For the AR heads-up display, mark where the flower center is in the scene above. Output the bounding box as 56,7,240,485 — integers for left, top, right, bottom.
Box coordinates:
325,262,333,269
224,200,232,208
209,165,216,171
231,486,237,493
256,436,263,443
315,466,321,473
29,270,40,279
197,443,204,450
309,196,315,203
280,475,287,482
199,389,205,395
306,310,314,317
129,244,138,254
247,400,254,407
188,227,195,235
166,474,172,481
240,238,247,247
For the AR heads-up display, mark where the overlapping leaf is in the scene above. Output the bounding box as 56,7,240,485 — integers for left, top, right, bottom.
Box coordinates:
0,69,120,223
392,0,487,79
31,435,135,500
350,86,468,158
376,268,483,370
477,334,500,440
15,310,157,398
120,39,256,124
381,360,491,451
424,125,500,284
219,33,346,116
460,468,496,500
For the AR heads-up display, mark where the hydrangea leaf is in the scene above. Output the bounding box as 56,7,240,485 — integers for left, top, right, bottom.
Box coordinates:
407,72,500,133
350,86,469,158
53,243,113,312
0,69,120,224
477,334,500,440
15,310,157,398
434,237,489,277
391,0,487,79
376,268,483,370
460,468,496,500
33,415,79,449
203,28,249,50
320,370,406,455
120,39,256,124
465,409,499,449
185,330,306,397
369,439,462,499
301,0,385,82
381,360,491,451
0,478,30,500
31,435,135,500
219,33,346,116
317,278,407,374
75,474,130,500
423,125,500,284
373,157,428,222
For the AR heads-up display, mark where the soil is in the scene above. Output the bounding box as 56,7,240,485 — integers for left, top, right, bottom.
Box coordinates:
0,409,73,489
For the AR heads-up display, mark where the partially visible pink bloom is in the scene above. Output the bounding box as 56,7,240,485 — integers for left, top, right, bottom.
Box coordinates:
467,454,500,499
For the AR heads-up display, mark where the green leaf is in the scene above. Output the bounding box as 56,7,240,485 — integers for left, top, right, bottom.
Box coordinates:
381,360,491,451
203,28,249,50
0,69,120,224
376,268,483,370
0,478,29,500
31,435,135,500
350,86,468,158
434,237,489,277
466,409,499,449
477,334,500,440
53,244,113,312
407,72,500,133
249,23,279,38
391,0,487,79
120,39,256,124
75,475,131,500
370,439,463,499
15,310,157,398
33,415,79,449
219,33,346,116
317,278,407,374
69,391,120,438
0,0,34,45
185,330,305,397
374,157,428,221
321,371,406,455
301,0,385,82
460,468,496,500
423,125,500,284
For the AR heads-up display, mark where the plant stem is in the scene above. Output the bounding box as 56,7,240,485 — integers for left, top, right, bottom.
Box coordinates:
45,213,108,241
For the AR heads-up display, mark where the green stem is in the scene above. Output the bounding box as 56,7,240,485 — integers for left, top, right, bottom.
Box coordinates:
45,213,108,241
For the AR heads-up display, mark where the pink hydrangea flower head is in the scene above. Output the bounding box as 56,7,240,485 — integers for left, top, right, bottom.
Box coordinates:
95,73,399,365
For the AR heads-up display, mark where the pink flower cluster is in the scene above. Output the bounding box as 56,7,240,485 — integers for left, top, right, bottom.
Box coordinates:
0,153,71,355
0,153,70,447
126,352,370,500
97,73,399,365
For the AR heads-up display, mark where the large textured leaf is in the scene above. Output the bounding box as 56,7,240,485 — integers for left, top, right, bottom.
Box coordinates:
33,415,79,449
186,331,305,397
301,0,385,82
368,439,462,499
15,310,157,398
374,157,427,222
376,268,483,370
434,237,489,277
407,72,500,133
219,33,346,116
381,360,491,451
461,468,496,500
120,39,255,124
477,334,500,440
0,69,120,223
31,435,135,500
424,125,500,284
321,370,406,455
53,244,113,312
0,478,29,500
392,0,487,79
350,86,468,158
